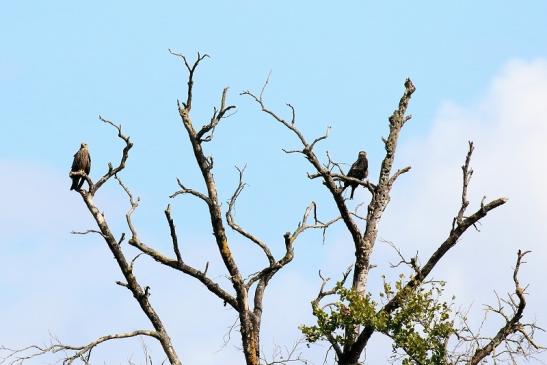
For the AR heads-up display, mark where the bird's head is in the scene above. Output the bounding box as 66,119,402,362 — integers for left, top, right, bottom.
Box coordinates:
358,151,367,158
81,143,88,149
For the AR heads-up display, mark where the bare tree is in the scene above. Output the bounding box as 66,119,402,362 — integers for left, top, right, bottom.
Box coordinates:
1,53,333,365
2,54,543,365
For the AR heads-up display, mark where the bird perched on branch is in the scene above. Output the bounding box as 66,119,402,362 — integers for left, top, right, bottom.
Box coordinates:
342,151,368,199
70,143,91,190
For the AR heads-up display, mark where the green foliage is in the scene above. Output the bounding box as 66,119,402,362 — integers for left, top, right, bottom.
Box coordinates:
300,275,455,365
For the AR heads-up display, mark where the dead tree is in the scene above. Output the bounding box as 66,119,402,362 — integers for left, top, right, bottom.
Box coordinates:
2,56,542,365
244,78,543,364
0,53,334,365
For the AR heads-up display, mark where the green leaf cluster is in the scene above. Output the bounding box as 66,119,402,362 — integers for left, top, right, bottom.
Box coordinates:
300,276,455,365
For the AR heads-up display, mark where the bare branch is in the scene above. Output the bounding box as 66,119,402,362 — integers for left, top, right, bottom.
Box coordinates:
311,266,353,307
324,151,346,176
128,232,238,310
130,253,145,271
118,232,126,245
170,178,212,205
456,141,474,227
0,330,159,365
164,204,182,265
416,203,507,290
115,174,141,244
91,117,133,195
70,229,106,238
216,315,240,353
196,87,236,142
169,49,209,111
116,280,129,289
241,83,308,148
308,267,352,360
467,250,544,365
327,173,376,194
382,239,420,274
287,103,296,125
226,166,275,266
282,148,305,155
246,202,342,330
289,202,342,245
388,165,412,186
309,126,331,151
260,71,272,102
261,338,309,365
159,202,238,308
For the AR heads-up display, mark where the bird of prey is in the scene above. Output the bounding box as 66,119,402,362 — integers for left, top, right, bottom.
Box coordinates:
342,151,368,199
70,143,91,190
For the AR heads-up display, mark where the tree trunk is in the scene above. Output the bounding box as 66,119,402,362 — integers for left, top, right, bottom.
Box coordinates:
240,310,260,365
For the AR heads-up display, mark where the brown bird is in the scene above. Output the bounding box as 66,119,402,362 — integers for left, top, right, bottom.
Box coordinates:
70,143,91,190
342,151,368,199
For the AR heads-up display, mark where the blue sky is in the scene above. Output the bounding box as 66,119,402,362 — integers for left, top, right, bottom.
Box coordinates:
1,2,547,364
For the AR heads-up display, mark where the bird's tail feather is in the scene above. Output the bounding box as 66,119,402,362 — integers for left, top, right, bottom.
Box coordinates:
70,177,78,190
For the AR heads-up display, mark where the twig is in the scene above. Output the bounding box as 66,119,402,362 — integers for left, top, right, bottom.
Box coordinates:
70,229,106,238
196,87,236,142
226,165,275,265
91,116,133,195
169,178,212,205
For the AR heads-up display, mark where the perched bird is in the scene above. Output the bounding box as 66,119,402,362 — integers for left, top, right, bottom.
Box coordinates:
70,143,91,190
342,151,368,199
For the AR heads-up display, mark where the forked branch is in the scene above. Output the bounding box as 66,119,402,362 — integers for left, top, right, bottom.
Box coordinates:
197,87,237,142
312,266,353,307
123,199,238,310
245,201,337,290
169,50,209,111
226,165,275,266
170,178,212,205
91,116,133,195
456,141,474,227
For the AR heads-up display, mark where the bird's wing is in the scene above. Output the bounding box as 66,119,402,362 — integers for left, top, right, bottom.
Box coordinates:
71,150,81,172
347,160,360,177
84,149,91,174
82,149,91,174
